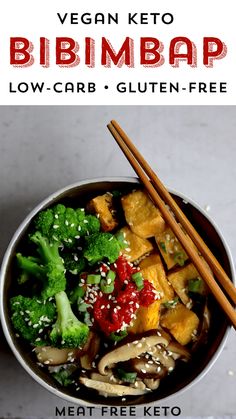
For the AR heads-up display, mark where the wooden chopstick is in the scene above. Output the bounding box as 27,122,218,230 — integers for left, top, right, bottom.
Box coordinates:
110,120,236,305
107,120,236,330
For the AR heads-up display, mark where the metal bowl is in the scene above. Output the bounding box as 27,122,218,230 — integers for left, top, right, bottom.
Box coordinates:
0,177,235,407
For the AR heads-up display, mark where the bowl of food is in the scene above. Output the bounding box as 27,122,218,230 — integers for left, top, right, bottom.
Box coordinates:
0,177,234,406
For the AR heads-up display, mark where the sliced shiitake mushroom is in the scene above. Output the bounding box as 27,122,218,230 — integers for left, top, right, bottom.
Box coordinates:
90,371,122,385
143,378,160,390
35,347,81,365
192,302,211,351
167,341,191,361
80,332,100,370
148,346,175,371
98,332,169,375
79,377,148,396
131,356,168,379
35,331,96,366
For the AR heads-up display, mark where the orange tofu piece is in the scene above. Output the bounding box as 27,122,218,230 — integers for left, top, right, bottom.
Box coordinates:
160,303,199,345
168,262,209,307
139,253,174,303
155,226,197,270
119,227,153,262
87,193,118,232
129,300,161,334
121,190,165,238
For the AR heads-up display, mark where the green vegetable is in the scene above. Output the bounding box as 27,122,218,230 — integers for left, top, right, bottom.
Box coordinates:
106,270,116,282
10,295,56,344
173,251,186,266
78,302,89,312
116,368,137,383
17,253,45,279
30,231,66,300
159,242,167,253
115,231,127,250
132,272,144,290
109,330,128,342
86,274,101,285
84,232,120,265
100,279,114,294
50,291,89,348
69,285,85,305
188,278,204,294
63,252,86,275
52,365,77,387
35,204,100,248
163,297,179,309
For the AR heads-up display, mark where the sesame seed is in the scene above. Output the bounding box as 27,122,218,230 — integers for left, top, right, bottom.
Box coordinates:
53,225,59,229
137,343,142,348
75,235,80,240
122,398,126,401
84,220,88,224
228,370,234,376
141,369,146,374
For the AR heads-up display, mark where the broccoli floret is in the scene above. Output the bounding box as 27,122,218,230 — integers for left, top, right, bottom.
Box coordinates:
10,295,56,345
84,232,120,265
69,284,86,306
17,253,46,284
30,231,66,300
63,252,86,275
52,365,77,387
35,204,100,248
50,291,89,348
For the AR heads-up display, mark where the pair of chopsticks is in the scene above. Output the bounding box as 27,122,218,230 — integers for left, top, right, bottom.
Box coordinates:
107,120,236,330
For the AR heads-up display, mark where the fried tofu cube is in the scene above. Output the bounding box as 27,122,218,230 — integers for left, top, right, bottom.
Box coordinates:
160,303,199,345
129,300,161,334
121,190,165,238
87,193,118,232
119,226,153,262
139,254,174,303
155,226,196,270
129,254,174,335
168,263,208,307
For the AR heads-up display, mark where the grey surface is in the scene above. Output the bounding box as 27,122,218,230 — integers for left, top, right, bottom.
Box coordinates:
0,106,235,418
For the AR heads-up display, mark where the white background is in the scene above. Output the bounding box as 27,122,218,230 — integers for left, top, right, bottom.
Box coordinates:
0,0,236,105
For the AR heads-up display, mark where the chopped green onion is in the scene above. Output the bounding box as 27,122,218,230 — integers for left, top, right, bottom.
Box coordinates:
163,297,179,309
84,311,93,326
188,278,203,294
132,272,144,290
115,231,127,249
173,251,186,266
116,368,137,383
109,330,128,342
86,274,101,285
106,270,116,282
159,241,167,253
100,279,114,294
78,302,89,312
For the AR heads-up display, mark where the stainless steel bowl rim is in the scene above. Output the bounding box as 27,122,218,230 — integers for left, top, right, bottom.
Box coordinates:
0,176,235,407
